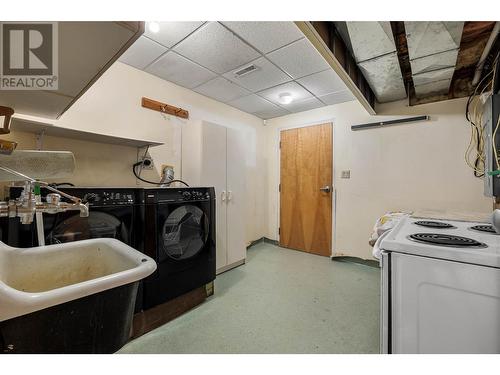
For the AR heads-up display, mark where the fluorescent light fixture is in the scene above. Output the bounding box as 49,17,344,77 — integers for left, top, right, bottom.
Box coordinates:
148,22,160,33
279,92,293,105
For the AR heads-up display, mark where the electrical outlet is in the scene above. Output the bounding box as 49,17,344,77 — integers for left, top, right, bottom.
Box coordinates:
139,156,154,170
341,170,351,179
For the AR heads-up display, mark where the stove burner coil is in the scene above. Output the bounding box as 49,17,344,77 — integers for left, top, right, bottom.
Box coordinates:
470,225,499,234
414,220,455,229
408,233,487,248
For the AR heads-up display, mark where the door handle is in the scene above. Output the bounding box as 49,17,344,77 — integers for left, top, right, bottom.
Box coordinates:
227,190,232,202
319,185,331,193
221,191,226,202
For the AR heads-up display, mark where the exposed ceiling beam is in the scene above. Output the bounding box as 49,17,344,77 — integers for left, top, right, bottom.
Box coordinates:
295,21,376,115
406,21,496,105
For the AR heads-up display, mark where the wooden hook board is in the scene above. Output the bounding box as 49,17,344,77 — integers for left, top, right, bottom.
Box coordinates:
142,97,189,119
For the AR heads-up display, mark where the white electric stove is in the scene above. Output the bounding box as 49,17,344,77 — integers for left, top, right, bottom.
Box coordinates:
379,216,500,354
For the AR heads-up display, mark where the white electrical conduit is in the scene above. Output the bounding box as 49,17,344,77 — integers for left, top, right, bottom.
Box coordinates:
472,22,500,86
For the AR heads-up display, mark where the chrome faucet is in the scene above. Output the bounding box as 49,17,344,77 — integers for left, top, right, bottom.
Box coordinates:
0,166,89,225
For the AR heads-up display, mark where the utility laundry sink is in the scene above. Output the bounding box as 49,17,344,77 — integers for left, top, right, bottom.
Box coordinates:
0,238,156,353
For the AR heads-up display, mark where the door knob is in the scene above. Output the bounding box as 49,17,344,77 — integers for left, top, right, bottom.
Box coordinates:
319,185,331,193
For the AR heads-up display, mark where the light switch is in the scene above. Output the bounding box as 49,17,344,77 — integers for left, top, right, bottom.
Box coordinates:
341,170,351,179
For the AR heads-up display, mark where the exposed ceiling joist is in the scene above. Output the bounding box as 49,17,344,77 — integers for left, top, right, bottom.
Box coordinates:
394,21,497,106
299,21,499,109
295,21,376,115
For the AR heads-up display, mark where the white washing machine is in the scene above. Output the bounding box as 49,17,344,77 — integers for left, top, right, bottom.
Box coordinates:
379,216,500,354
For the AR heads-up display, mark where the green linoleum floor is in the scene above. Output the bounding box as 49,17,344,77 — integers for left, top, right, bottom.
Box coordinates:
119,243,381,354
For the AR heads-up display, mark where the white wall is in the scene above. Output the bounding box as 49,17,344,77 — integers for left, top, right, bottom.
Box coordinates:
7,62,267,245
265,97,493,259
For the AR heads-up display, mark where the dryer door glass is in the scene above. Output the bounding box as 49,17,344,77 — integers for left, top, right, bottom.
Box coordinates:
162,205,208,260
46,211,127,244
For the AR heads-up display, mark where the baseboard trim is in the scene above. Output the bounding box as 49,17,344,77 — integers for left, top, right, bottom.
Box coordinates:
331,256,380,268
216,258,245,275
247,237,264,248
263,237,279,246
247,237,279,249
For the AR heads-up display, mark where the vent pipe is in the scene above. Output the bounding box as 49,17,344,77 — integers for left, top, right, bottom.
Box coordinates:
405,22,464,98
344,22,407,103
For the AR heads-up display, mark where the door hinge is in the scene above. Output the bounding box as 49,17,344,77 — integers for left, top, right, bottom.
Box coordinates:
279,141,281,149
279,183,281,192
278,227,281,235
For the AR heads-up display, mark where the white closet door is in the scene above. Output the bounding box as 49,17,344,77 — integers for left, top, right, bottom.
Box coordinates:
199,122,228,271
226,127,246,265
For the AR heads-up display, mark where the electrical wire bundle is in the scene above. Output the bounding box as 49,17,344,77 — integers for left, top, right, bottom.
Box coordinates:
132,160,189,187
465,52,499,177
132,145,189,187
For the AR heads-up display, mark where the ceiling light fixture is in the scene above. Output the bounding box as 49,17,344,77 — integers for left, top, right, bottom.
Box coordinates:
279,92,293,105
148,22,160,33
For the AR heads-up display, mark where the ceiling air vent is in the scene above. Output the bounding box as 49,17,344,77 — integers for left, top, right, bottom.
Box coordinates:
234,64,259,78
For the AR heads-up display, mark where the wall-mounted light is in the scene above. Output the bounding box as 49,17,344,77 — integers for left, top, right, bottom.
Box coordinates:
148,22,160,33
278,92,293,105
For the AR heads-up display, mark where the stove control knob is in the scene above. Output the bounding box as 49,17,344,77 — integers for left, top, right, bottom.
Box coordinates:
182,191,192,200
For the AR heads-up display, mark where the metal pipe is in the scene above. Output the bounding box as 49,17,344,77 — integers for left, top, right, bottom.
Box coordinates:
351,115,430,131
472,22,500,86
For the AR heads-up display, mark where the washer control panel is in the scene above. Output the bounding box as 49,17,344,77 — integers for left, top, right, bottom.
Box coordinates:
83,191,136,205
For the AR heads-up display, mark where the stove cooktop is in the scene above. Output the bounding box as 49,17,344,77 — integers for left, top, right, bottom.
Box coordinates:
408,233,487,248
380,216,500,268
414,220,455,229
469,224,499,234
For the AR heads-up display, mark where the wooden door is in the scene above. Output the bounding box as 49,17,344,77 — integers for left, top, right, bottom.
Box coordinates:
279,123,333,256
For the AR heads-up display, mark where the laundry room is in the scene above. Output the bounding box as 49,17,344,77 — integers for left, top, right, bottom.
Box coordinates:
0,1,500,374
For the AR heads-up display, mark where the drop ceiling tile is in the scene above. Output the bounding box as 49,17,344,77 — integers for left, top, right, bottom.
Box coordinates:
222,22,304,53
257,81,313,106
194,77,251,103
118,36,167,70
223,57,291,92
145,51,217,89
253,107,290,120
145,21,204,48
284,97,325,113
228,94,278,113
297,70,347,97
267,38,330,79
318,90,356,105
174,22,260,74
